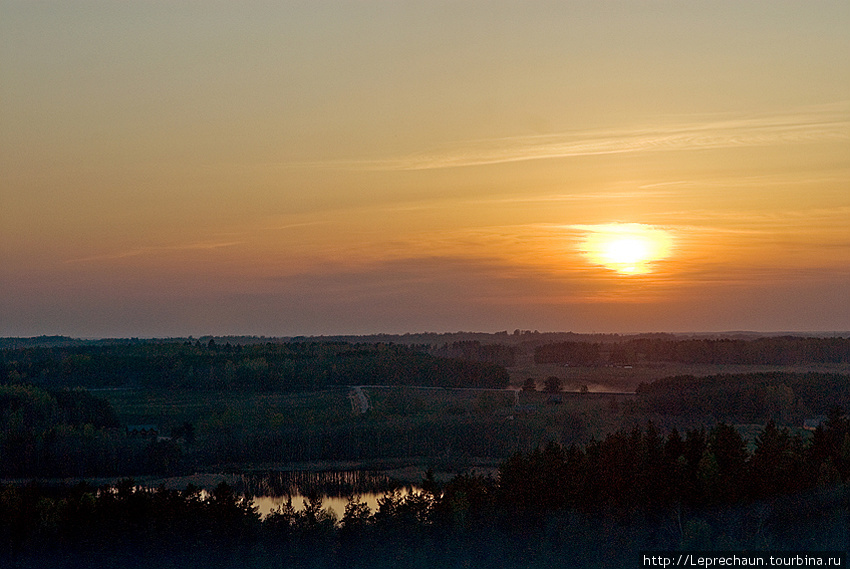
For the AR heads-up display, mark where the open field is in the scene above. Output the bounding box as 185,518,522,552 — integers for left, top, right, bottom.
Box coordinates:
97,388,353,428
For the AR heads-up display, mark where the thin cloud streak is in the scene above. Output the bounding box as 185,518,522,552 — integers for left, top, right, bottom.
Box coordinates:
366,189,679,215
318,105,850,171
654,206,850,229
638,173,850,191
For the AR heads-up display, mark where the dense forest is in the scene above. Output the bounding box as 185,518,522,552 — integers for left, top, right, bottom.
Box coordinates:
0,341,513,478
3,335,850,565
636,372,850,424
0,384,183,478
9,334,850,371
430,340,517,367
3,415,849,568
4,347,850,478
536,336,850,366
0,382,523,478
0,341,510,391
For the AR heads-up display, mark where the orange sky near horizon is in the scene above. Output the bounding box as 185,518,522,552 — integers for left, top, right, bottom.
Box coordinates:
2,1,849,337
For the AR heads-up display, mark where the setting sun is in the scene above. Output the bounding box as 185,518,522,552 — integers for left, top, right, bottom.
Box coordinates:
2,1,848,337
578,224,674,275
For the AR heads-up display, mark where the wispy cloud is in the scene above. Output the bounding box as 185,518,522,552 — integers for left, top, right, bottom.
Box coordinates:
319,103,849,171
653,205,850,230
363,189,679,216
638,173,850,192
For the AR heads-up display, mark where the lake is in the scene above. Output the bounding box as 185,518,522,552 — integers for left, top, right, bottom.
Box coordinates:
236,469,418,518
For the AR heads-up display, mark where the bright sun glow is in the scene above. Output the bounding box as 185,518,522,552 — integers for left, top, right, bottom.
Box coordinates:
578,223,674,275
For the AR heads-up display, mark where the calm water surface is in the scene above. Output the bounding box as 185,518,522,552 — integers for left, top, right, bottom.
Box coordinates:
237,470,418,518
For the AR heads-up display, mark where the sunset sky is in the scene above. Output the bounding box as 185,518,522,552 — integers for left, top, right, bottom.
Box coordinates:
2,1,849,338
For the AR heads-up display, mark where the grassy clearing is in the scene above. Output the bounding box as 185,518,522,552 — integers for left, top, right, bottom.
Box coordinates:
99,388,352,430
365,386,515,417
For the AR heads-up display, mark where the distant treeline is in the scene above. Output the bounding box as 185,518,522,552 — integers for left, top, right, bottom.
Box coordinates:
430,341,517,367
637,372,850,423
0,331,662,351
1,341,510,391
4,417,850,568
536,336,850,366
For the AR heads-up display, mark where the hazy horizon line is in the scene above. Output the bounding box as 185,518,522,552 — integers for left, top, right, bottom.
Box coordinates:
5,330,850,342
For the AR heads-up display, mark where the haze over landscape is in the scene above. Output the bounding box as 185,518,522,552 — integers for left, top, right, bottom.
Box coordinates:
2,1,849,338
